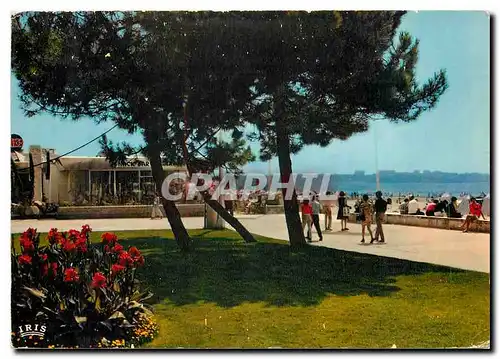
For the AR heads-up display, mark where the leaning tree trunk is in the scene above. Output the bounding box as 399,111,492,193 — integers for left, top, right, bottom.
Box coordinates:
201,191,256,243
148,149,191,252
184,162,256,243
275,116,307,249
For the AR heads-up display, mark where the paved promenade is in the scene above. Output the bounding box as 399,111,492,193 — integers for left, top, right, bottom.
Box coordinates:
11,214,490,273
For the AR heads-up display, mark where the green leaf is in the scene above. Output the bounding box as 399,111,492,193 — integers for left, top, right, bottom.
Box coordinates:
113,281,120,293
23,286,46,299
74,316,87,324
108,311,125,320
95,295,101,311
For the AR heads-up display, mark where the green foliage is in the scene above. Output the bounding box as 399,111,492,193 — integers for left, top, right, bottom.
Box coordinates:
11,12,258,174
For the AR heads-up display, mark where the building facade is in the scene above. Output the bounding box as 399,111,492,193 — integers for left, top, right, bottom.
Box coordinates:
12,145,186,205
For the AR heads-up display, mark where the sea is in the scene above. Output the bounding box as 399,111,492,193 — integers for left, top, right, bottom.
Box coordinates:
324,180,491,197
236,175,490,197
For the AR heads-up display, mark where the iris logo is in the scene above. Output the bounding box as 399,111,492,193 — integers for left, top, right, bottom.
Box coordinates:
17,324,46,338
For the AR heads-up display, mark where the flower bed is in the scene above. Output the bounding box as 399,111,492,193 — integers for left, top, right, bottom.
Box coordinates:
11,225,159,349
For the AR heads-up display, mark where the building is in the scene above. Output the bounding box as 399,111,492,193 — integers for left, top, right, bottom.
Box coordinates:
11,145,186,205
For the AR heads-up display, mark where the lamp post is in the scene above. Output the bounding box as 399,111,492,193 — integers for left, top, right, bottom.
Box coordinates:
374,122,380,192
182,95,190,204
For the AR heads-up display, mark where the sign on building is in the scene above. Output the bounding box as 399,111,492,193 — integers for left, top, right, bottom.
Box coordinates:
11,134,24,152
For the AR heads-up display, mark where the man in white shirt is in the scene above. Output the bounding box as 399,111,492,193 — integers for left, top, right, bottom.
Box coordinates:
311,195,323,241
408,195,423,215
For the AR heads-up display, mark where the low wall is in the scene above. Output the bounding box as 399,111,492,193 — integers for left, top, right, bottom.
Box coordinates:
266,205,285,214
348,212,490,233
57,204,205,219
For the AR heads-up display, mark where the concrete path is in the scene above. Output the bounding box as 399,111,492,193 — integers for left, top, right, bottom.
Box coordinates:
11,214,490,273
236,214,490,273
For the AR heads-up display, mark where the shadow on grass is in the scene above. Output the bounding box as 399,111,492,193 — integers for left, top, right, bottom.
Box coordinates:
127,232,464,308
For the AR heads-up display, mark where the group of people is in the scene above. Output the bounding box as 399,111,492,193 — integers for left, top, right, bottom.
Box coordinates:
300,190,389,244
354,191,388,244
398,195,486,232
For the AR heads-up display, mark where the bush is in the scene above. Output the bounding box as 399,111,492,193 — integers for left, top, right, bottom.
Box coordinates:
11,226,158,348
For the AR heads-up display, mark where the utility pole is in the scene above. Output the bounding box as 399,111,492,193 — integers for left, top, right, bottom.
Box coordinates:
267,159,272,190
374,122,380,192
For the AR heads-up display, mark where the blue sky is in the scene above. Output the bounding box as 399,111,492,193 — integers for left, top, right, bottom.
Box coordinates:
10,11,490,174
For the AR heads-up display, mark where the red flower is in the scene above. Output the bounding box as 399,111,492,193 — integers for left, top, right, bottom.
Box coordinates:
75,236,88,253
129,246,144,267
19,236,34,253
129,246,141,258
18,254,32,265
111,264,126,275
62,239,76,253
41,263,49,276
39,253,48,262
23,228,37,239
111,243,124,253
50,262,58,276
64,268,79,282
101,232,118,245
81,224,92,236
118,251,134,267
104,245,110,253
48,228,62,245
91,272,107,288
66,229,80,239
136,255,145,267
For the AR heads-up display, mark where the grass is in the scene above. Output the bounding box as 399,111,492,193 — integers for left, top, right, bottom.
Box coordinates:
12,229,490,348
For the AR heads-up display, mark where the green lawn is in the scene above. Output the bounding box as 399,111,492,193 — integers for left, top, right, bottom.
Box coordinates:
12,229,490,348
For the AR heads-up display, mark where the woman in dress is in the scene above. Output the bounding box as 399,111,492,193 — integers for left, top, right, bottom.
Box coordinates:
337,191,350,231
151,193,163,220
322,191,334,231
359,194,375,243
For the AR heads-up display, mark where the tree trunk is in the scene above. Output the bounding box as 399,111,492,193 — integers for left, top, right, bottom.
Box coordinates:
185,163,256,243
201,191,256,242
148,149,192,252
275,115,307,249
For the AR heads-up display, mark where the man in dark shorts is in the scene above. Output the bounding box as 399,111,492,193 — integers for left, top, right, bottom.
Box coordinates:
374,191,387,243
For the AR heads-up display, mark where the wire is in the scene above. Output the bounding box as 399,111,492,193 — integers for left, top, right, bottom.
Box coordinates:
14,124,119,171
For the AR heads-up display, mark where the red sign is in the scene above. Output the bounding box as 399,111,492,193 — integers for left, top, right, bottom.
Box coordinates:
11,134,23,151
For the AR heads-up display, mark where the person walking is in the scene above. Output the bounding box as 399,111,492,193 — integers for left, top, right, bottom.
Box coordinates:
301,198,313,242
337,191,350,231
359,194,375,243
374,190,387,243
150,193,163,220
322,191,334,231
311,195,323,241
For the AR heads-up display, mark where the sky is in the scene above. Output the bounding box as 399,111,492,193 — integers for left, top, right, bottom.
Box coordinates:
10,11,490,175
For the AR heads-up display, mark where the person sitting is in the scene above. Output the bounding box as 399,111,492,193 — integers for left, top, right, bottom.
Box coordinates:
447,197,462,218
425,200,438,216
408,196,424,215
399,198,409,214
433,200,447,217
460,197,485,233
